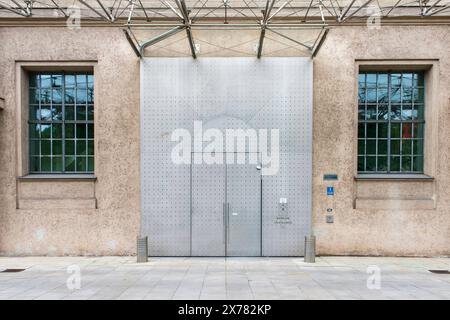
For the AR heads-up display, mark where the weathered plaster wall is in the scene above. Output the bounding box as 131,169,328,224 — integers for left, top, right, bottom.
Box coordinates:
0,27,140,255
0,24,449,256
313,25,450,256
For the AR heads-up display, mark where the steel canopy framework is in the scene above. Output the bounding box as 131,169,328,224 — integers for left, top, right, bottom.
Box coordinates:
1,0,450,57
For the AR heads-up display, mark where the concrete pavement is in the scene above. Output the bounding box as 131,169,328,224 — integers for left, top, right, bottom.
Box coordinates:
0,256,449,300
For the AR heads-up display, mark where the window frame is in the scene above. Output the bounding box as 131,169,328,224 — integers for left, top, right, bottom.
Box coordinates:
28,72,94,174
354,61,438,179
357,71,425,174
15,62,96,178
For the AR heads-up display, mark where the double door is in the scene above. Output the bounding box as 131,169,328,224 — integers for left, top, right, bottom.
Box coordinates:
191,153,262,256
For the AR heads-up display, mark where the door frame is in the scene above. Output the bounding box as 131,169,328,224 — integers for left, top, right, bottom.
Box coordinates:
190,152,262,257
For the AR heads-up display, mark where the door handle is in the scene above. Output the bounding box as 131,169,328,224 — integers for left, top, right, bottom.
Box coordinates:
223,203,227,245
227,203,230,244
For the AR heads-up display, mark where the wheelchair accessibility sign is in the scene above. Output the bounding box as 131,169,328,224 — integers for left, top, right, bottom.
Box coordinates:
327,186,334,196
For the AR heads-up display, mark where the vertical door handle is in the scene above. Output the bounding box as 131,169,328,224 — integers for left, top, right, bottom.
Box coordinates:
227,203,230,244
223,203,227,245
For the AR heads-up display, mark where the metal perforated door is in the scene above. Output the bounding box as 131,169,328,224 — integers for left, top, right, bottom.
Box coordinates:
226,153,262,256
191,152,261,256
191,155,226,256
141,58,313,257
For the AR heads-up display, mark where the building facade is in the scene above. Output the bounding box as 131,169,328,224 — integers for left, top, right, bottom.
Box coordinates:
0,1,449,257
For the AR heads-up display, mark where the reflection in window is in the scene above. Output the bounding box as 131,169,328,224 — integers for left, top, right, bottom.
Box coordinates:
358,72,424,173
29,73,94,173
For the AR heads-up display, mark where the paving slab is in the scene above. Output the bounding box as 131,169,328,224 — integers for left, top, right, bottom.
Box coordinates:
0,256,448,300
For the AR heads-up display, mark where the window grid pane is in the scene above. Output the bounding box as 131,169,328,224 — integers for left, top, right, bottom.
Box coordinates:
28,72,94,173
357,71,424,173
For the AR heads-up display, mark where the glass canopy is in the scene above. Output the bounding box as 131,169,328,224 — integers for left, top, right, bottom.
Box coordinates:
1,1,449,57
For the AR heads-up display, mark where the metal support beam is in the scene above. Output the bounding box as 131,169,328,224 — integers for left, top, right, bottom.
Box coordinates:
113,0,123,19
128,23,329,28
127,0,135,23
340,0,373,22
137,0,150,21
422,0,442,15
257,27,266,58
0,2,29,17
303,0,315,21
311,27,329,57
162,0,184,20
338,0,356,22
268,1,291,21
175,0,198,58
175,0,189,21
3,1,450,21
185,27,197,58
318,3,325,22
123,28,142,58
139,25,185,55
257,0,276,59
384,0,402,17
11,0,29,15
266,27,312,50
326,0,339,18
114,0,134,19
50,0,68,18
424,3,450,16
96,0,114,21
78,0,111,21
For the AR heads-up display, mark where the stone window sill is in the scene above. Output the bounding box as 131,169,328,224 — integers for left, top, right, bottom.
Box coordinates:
355,174,434,181
18,174,97,181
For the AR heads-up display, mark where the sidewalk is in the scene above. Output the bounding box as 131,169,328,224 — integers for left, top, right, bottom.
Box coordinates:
0,256,449,300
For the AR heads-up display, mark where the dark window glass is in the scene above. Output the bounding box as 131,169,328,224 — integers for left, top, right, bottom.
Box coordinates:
357,72,424,173
28,72,94,173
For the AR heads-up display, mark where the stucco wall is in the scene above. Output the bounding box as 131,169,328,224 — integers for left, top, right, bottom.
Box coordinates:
312,25,450,256
0,27,140,255
0,24,449,256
